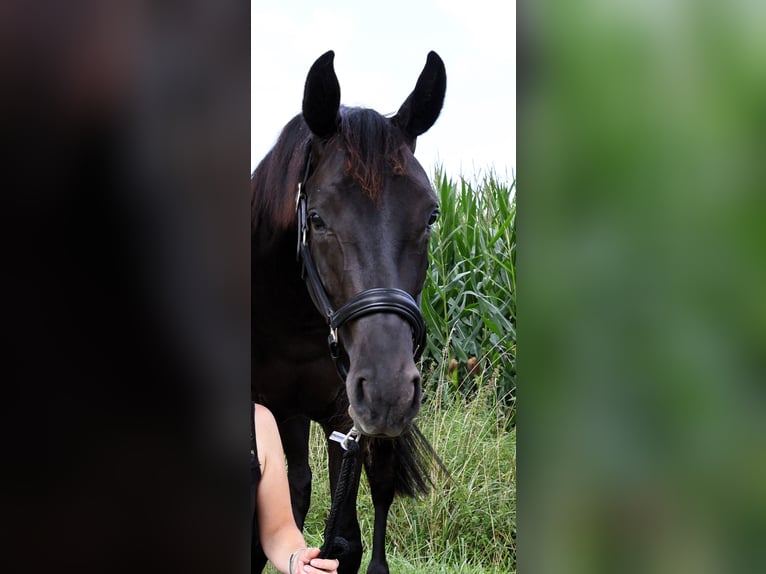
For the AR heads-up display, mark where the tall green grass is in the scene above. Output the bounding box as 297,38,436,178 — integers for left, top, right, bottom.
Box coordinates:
274,370,515,574
422,170,516,421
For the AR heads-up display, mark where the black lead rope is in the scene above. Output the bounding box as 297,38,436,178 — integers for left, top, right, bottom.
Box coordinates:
319,428,361,560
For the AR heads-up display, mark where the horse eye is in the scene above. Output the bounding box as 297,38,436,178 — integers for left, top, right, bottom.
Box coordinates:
427,209,440,226
309,212,326,229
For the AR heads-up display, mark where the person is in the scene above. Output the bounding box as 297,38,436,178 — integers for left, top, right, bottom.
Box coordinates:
253,403,340,574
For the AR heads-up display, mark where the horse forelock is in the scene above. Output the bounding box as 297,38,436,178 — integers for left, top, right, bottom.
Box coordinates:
338,107,410,201
251,107,411,235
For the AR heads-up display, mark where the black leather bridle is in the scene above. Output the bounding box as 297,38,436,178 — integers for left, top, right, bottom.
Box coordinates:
295,149,427,382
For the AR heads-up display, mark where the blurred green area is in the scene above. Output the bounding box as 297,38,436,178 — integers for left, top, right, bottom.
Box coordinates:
521,1,766,573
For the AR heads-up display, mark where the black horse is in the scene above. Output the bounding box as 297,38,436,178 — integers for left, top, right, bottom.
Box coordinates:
251,50,446,574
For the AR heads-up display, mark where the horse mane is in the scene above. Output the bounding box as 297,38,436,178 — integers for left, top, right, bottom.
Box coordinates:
251,114,311,235
251,106,410,234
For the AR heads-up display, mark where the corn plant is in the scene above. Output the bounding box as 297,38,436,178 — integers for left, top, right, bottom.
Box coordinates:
421,170,516,419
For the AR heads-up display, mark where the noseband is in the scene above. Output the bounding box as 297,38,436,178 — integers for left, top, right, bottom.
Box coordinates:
295,149,427,382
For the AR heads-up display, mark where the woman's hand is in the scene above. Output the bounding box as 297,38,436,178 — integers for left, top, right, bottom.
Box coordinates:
290,547,339,574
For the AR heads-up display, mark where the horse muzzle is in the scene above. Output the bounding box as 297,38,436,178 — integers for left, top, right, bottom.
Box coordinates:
343,312,423,437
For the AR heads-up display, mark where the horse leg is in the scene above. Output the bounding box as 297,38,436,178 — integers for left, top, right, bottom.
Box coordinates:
364,439,396,574
323,423,364,574
279,416,313,529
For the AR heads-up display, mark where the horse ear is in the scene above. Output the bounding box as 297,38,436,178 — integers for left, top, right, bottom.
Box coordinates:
302,50,341,140
392,51,446,148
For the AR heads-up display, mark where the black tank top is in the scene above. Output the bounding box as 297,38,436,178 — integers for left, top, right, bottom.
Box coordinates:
251,404,263,564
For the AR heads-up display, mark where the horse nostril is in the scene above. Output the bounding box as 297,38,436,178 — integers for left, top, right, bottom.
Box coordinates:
354,376,366,404
409,371,423,409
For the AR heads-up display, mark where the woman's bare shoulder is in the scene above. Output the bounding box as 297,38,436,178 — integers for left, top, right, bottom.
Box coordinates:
254,403,282,459
254,403,277,426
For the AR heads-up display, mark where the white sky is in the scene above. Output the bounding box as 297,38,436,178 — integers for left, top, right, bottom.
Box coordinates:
251,0,515,180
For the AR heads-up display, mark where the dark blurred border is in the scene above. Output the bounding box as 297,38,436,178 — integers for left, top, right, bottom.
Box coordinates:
520,1,766,572
2,2,250,572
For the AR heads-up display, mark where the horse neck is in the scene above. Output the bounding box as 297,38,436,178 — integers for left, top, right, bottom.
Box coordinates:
252,224,326,335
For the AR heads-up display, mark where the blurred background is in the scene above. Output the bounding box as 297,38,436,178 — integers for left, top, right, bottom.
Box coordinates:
520,1,766,572
2,2,250,572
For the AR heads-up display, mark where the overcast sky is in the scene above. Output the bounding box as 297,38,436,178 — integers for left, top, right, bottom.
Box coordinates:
251,0,515,180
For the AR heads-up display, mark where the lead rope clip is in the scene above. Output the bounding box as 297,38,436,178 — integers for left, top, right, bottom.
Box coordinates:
329,426,360,451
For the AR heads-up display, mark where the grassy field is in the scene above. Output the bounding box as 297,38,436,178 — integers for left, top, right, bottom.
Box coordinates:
265,171,516,573
264,376,515,574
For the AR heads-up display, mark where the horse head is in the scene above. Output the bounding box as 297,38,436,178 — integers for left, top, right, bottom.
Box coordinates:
299,50,446,437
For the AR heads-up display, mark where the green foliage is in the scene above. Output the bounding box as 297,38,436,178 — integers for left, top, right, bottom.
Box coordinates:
275,373,515,574
421,170,516,418
380,379,516,572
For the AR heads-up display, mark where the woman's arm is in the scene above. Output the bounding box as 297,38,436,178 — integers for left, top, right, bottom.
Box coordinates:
254,404,338,574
